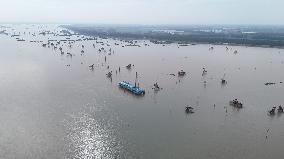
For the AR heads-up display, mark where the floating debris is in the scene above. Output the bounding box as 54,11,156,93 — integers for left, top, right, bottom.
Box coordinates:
202,68,207,76
106,71,112,78
221,74,227,85
229,99,243,108
17,39,25,41
126,64,132,69
265,82,276,86
268,107,276,115
67,53,73,57
278,106,283,113
89,64,94,70
153,83,162,91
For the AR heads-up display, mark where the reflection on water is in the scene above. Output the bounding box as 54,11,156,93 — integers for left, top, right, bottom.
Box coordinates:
63,104,124,159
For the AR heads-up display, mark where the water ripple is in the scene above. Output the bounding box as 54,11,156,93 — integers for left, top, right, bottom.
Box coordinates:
63,104,125,159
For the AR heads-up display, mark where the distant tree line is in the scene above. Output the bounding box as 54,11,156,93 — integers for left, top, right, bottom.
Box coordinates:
63,25,284,47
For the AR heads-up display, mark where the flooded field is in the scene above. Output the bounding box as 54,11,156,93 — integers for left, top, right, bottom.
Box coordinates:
1,24,284,159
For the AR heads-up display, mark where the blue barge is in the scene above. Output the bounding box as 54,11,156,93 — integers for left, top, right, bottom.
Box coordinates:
118,81,145,95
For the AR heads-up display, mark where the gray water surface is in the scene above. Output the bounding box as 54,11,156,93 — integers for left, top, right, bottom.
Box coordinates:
1,24,284,159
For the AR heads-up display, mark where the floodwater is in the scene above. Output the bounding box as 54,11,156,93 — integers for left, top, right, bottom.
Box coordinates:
1,24,284,159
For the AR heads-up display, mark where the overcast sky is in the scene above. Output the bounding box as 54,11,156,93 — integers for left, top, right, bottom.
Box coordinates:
1,0,284,25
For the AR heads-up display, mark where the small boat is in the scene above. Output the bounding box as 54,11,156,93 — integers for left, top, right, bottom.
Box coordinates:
185,105,194,114
118,81,145,95
229,99,243,108
178,70,186,76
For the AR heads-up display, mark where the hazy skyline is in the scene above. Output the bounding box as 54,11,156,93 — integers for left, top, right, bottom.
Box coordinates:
1,0,284,25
